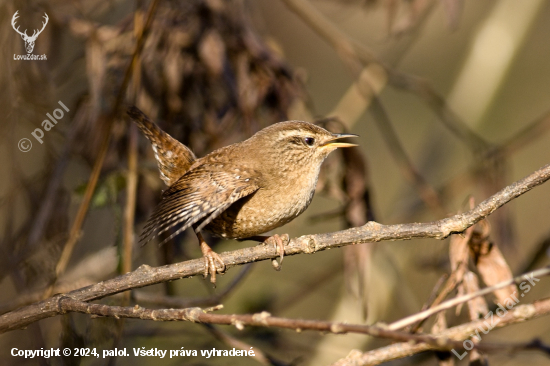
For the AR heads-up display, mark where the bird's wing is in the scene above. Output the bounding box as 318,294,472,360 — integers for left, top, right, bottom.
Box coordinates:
140,163,262,246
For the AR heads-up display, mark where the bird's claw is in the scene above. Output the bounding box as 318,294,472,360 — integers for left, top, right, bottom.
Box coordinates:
265,234,289,271
201,247,225,285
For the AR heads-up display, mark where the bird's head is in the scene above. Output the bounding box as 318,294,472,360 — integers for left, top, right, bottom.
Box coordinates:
251,121,358,171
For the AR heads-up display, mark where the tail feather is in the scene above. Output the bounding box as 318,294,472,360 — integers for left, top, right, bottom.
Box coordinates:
127,106,196,186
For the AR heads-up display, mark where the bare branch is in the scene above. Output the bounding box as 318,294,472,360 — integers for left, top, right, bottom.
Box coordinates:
368,95,445,215
279,0,488,151
388,266,550,330
27,296,550,361
201,323,274,365
332,297,550,366
1,164,549,333
37,297,478,351
47,0,162,298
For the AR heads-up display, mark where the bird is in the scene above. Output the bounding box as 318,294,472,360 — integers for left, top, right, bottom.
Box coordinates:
127,106,357,284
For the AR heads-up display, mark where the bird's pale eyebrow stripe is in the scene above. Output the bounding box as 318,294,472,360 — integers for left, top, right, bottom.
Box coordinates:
287,136,303,144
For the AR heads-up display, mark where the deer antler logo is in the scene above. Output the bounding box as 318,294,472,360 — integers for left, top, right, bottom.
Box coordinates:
12,11,49,54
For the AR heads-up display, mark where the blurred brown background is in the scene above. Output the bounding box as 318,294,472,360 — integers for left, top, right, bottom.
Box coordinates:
1,0,550,365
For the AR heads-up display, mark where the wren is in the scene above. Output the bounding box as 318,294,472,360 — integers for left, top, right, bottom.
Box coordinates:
127,106,357,283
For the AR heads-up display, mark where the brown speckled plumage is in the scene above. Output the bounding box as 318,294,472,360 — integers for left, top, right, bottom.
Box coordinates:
127,106,357,283
129,107,196,186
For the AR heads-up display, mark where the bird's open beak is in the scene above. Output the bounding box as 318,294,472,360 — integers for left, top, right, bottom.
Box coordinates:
322,133,358,149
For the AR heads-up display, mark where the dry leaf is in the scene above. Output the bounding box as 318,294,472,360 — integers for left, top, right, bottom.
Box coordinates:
470,222,517,304
462,271,489,320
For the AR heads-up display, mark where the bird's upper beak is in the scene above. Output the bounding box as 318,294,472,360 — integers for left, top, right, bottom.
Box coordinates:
321,133,358,149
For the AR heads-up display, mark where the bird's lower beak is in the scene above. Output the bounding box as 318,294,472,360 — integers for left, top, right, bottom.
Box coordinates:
322,133,358,149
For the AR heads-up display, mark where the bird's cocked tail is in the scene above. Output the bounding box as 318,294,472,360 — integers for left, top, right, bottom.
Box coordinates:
127,106,196,186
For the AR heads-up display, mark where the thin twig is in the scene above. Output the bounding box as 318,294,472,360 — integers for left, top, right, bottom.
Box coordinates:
26,107,82,251
368,95,445,215
332,297,550,366
43,296,550,357
388,266,550,331
402,109,550,221
278,0,487,151
408,226,476,333
123,125,139,279
202,324,273,365
46,0,161,297
491,108,550,159
107,7,147,365
48,298,474,351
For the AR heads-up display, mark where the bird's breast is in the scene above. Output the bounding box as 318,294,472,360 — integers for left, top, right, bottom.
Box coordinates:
205,165,321,239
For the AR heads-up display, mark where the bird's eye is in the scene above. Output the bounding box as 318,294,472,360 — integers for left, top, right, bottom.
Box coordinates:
304,137,315,146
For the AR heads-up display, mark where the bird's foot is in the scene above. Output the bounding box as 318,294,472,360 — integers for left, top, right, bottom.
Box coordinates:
200,241,225,285
263,234,289,271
